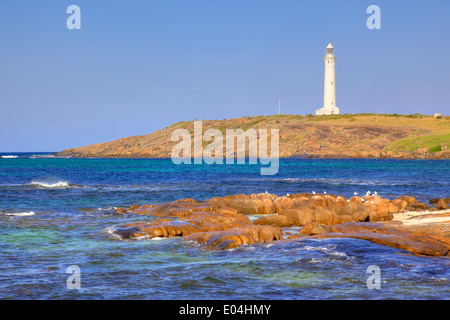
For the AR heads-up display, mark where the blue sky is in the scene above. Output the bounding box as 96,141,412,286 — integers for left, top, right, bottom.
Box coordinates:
0,0,449,151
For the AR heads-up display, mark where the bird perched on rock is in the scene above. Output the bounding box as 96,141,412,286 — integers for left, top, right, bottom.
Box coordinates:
312,191,316,194
365,191,371,197
354,192,358,196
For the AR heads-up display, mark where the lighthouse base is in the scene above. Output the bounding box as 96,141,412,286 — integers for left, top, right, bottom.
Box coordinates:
315,106,340,116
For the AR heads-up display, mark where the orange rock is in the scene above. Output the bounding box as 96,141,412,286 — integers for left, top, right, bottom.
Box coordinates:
116,207,127,214
313,209,339,225
337,215,354,224
351,206,371,222
207,193,278,215
300,222,331,236
132,199,216,217
349,196,363,205
436,199,448,210
181,212,252,231
185,225,282,250
313,222,450,257
392,199,408,213
128,204,139,211
115,210,252,239
273,196,293,212
253,215,291,227
410,203,429,211
116,220,205,239
278,207,316,226
396,196,418,206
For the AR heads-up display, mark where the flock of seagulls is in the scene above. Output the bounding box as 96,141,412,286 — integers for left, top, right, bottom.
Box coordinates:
264,190,380,198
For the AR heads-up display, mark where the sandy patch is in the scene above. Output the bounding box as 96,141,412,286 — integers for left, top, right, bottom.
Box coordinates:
392,209,450,226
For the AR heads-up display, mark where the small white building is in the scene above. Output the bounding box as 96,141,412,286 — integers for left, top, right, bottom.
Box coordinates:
316,43,340,116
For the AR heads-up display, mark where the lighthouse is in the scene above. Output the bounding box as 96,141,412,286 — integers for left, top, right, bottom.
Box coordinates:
316,43,340,115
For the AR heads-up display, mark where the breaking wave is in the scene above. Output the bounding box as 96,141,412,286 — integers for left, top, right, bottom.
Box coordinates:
4,211,35,217
30,181,72,188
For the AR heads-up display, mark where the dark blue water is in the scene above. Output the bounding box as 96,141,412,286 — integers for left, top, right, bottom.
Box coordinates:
0,153,449,299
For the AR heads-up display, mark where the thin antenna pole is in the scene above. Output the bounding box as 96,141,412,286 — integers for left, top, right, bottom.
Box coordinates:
278,99,281,115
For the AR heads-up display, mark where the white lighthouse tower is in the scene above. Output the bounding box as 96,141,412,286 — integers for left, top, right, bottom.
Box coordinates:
316,43,340,115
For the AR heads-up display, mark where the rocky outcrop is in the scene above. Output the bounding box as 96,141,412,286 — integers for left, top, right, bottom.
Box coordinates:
108,192,450,255
112,208,281,250
114,211,252,239
253,194,399,227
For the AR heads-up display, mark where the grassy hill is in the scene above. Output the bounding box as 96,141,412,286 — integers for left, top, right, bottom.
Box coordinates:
58,113,450,159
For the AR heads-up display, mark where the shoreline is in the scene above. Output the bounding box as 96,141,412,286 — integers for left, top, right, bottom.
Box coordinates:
55,154,450,160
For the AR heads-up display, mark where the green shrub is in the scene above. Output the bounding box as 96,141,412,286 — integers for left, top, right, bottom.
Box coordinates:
429,145,442,153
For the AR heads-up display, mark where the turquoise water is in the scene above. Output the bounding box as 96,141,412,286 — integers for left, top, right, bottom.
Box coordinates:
0,154,449,299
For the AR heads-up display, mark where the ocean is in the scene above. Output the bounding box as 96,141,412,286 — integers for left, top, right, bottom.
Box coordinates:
0,153,449,299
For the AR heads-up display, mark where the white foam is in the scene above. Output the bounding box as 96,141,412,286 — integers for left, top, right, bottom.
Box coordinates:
1,155,18,158
151,237,167,241
104,226,117,234
302,244,348,257
5,211,35,216
97,207,117,211
431,277,448,282
103,226,124,240
30,181,70,188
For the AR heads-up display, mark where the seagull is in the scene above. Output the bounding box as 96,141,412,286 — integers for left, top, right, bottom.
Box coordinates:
265,191,268,194
324,191,327,195
347,199,350,202
374,191,378,196
286,193,290,197
365,191,371,197
354,192,358,196
312,191,316,194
